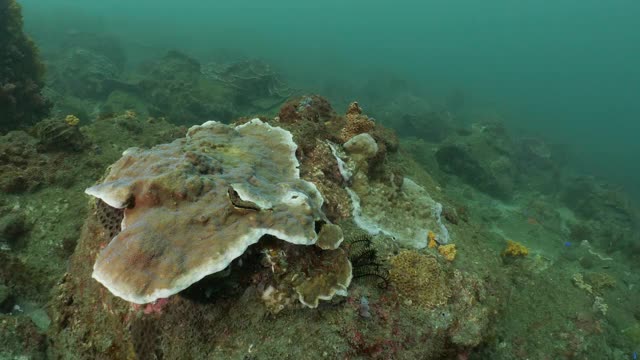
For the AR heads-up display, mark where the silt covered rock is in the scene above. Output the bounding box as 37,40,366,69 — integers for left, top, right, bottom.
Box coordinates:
435,121,516,199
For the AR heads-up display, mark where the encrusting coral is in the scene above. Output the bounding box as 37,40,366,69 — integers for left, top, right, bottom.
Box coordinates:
340,101,375,142
328,103,451,249
428,230,438,248
438,244,457,262
389,250,451,308
502,240,529,257
85,118,351,305
64,114,80,126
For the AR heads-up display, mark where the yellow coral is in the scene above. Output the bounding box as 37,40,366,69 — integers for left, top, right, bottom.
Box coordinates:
502,240,528,257
438,244,457,261
389,250,451,308
64,114,80,126
428,231,437,249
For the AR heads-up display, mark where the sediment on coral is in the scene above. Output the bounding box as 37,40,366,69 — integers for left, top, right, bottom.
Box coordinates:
85,118,350,305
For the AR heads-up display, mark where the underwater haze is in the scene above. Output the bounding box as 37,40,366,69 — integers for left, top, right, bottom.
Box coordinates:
19,0,640,200
4,0,640,358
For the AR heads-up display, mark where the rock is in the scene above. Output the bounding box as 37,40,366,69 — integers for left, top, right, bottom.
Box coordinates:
435,122,516,199
0,283,15,313
0,0,51,131
0,212,29,246
343,133,378,159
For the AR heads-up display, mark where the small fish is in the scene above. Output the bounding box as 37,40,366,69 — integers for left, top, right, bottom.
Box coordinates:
632,351,637,360
564,241,572,247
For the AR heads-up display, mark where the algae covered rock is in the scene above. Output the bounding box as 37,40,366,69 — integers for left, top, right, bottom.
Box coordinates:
0,0,51,131
85,118,350,304
49,47,120,99
32,117,87,151
139,50,235,124
202,59,293,110
435,121,516,199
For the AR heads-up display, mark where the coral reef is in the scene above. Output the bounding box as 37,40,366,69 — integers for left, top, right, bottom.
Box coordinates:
49,47,120,99
584,272,616,295
42,97,508,359
0,0,51,131
346,233,389,289
58,31,127,72
561,176,638,255
502,240,529,257
347,175,450,248
31,117,87,152
340,106,375,142
277,95,335,124
138,51,235,124
396,110,455,142
202,59,293,110
438,244,457,262
0,312,47,359
293,246,352,308
315,103,451,249
515,137,562,192
435,121,517,199
64,114,80,126
389,250,451,308
0,130,51,192
0,210,29,249
85,119,348,304
428,230,438,248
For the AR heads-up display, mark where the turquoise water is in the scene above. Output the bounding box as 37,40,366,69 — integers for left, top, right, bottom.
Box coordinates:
20,0,640,200
2,1,640,358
